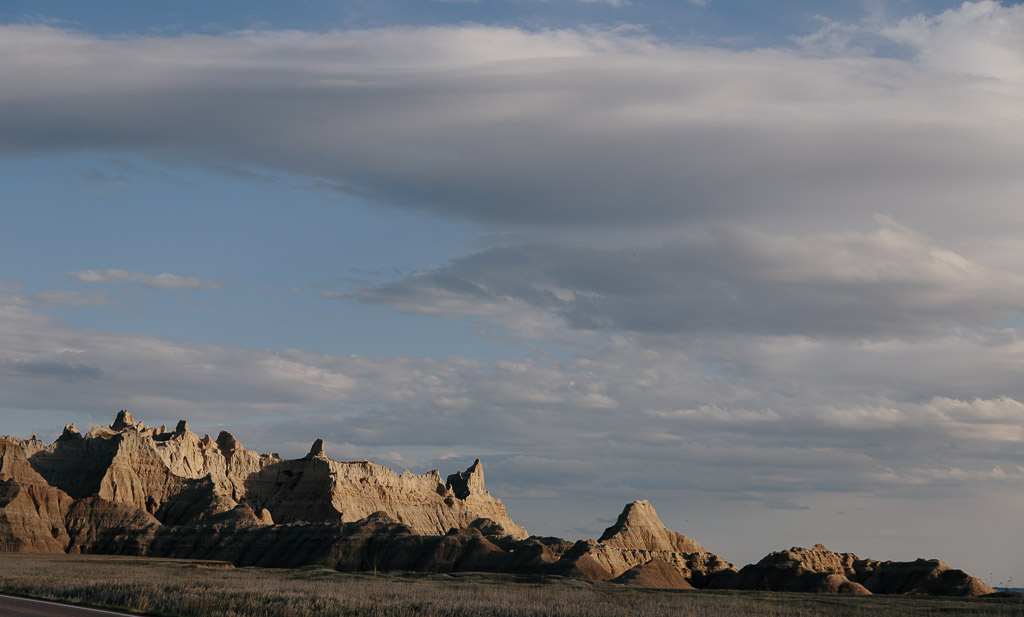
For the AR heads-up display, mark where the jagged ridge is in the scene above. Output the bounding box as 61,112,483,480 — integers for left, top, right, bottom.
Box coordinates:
13,411,526,538
0,412,996,595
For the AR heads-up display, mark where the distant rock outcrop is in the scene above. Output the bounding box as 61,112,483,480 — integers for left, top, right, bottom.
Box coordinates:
729,544,992,597
599,500,705,553
0,413,996,596
552,500,735,587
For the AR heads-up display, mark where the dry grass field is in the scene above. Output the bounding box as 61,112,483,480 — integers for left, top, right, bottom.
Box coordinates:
0,554,1020,617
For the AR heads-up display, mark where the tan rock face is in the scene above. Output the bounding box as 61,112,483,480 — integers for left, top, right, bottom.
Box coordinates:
0,439,74,553
3,411,525,541
599,500,705,553
554,500,736,588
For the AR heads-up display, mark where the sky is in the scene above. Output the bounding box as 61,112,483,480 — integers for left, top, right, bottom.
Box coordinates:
1,0,1022,584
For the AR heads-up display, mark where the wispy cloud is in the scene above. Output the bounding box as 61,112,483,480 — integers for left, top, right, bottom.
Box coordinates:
0,358,105,381
65,269,221,290
579,0,631,6
26,289,111,307
359,217,1024,340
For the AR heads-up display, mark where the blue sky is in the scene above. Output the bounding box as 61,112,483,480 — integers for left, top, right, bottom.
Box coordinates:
2,1,884,40
2,0,1023,583
3,153,490,357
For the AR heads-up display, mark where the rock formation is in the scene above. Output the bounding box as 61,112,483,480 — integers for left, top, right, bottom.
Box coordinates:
550,500,735,587
0,440,74,552
613,558,696,589
599,499,706,553
4,411,525,539
0,412,996,596
729,544,992,596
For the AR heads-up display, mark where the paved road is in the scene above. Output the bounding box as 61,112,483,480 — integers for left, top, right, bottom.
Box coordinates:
0,595,133,616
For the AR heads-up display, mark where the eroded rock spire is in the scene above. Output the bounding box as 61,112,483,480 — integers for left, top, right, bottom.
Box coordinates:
56,423,82,442
306,438,326,458
110,410,138,431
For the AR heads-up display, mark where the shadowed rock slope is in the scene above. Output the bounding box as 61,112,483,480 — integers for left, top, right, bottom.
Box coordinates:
726,544,994,596
0,412,995,595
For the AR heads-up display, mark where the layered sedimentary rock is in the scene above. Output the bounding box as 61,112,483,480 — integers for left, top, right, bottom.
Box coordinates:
139,502,731,589
553,500,736,587
0,412,996,596
4,411,524,540
730,544,993,596
0,440,74,552
599,500,705,553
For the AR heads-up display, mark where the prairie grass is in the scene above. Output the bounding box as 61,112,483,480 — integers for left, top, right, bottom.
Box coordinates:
0,554,1019,617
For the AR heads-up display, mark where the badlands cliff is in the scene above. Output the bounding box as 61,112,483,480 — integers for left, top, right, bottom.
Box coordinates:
0,412,994,596
12,411,525,538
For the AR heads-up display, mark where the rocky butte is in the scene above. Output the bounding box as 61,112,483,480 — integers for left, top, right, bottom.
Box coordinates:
0,412,994,596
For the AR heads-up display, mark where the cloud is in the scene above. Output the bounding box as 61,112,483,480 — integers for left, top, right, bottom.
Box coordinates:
81,168,129,191
800,0,1024,87
66,269,221,290
26,289,111,307
884,1,1024,85
359,217,1024,340
0,359,106,381
0,14,1022,233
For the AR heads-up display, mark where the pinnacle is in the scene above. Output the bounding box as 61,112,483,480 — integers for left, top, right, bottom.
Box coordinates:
307,438,326,458
598,499,705,554
110,410,137,431
216,430,241,456
56,423,83,442
445,459,486,500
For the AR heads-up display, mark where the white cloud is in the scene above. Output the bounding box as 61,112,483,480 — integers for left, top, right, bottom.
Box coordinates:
579,0,630,6
799,0,1024,92
359,217,1024,339
884,0,1024,86
66,269,221,290
0,16,1021,234
26,289,111,307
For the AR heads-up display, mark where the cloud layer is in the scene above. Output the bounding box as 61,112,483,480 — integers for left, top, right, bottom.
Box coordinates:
1,4,1024,233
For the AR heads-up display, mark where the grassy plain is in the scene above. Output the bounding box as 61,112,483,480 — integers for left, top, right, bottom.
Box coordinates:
0,554,1020,617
